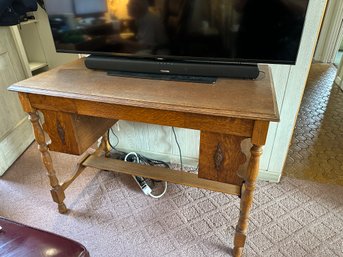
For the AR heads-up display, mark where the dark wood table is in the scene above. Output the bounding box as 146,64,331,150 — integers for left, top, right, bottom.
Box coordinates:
9,59,279,257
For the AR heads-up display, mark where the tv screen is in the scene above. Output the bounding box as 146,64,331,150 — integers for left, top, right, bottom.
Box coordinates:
74,0,107,16
45,0,309,65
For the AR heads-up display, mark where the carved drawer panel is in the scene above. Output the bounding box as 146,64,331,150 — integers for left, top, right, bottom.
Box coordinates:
198,131,250,186
41,110,116,155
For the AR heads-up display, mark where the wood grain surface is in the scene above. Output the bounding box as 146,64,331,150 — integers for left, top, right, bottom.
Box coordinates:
9,59,279,121
83,154,242,196
41,109,116,155
198,132,247,185
26,93,255,137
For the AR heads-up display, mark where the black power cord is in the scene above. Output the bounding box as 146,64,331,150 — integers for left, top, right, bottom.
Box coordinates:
108,127,183,170
109,127,120,149
107,128,171,169
172,127,183,171
106,126,185,198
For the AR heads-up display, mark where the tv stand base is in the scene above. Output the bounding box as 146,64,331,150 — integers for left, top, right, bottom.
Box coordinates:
107,70,217,84
10,59,278,257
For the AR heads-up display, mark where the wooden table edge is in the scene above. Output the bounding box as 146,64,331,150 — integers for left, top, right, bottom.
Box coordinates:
9,86,280,122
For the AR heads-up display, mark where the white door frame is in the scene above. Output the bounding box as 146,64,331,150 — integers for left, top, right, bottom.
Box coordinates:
314,0,343,63
335,56,343,90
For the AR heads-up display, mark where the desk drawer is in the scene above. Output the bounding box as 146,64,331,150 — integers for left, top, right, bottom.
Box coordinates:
41,110,116,155
198,131,251,186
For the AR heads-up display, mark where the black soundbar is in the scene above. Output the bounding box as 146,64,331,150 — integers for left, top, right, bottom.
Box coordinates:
85,55,260,81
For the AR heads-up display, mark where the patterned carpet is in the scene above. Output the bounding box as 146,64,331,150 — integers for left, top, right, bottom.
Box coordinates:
284,64,343,185
1,143,343,257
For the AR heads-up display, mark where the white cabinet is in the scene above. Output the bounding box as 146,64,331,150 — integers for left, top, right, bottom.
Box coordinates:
13,19,49,76
10,6,79,78
0,27,34,176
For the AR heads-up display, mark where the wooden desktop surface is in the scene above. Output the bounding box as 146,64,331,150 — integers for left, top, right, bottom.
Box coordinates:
9,59,279,122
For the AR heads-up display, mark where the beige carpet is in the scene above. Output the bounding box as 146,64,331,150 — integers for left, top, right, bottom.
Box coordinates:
1,143,343,257
284,64,343,185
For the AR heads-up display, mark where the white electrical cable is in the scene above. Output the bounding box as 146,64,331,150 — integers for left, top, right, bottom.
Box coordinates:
124,152,168,199
148,181,168,199
124,152,139,163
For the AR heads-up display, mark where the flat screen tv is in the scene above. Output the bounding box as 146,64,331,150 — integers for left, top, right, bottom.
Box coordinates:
44,0,310,80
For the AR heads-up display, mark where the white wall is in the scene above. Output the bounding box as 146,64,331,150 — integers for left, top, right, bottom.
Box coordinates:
111,0,328,182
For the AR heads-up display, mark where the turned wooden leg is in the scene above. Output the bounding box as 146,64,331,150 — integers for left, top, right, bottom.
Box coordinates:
29,111,67,214
95,131,111,157
101,131,111,156
233,145,263,257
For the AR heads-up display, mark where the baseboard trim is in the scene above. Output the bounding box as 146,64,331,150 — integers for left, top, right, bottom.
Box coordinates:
258,170,281,182
335,75,341,86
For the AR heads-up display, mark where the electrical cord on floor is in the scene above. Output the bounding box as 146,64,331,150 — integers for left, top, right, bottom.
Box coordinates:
107,128,175,169
107,129,170,198
124,152,168,199
106,126,184,197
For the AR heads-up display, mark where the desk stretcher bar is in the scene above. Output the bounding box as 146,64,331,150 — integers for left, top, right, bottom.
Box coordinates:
82,154,242,196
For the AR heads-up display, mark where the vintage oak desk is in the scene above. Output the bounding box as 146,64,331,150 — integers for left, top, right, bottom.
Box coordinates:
9,59,279,257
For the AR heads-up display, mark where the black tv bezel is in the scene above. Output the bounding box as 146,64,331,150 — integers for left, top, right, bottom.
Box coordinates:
48,0,309,67
55,48,297,66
